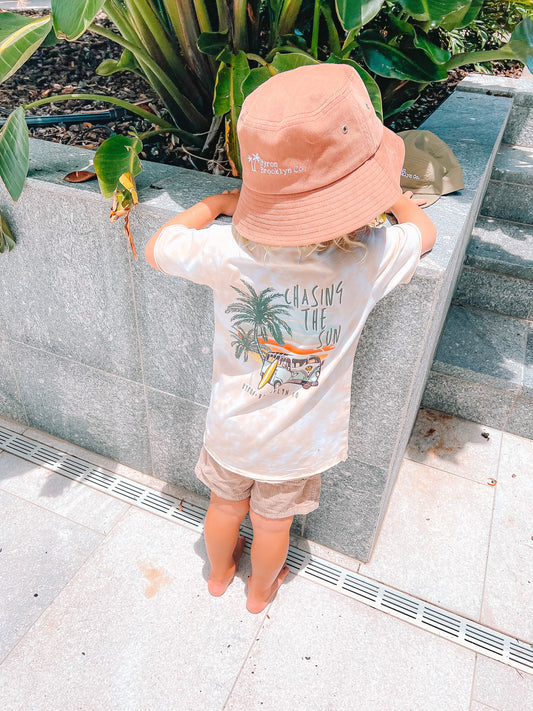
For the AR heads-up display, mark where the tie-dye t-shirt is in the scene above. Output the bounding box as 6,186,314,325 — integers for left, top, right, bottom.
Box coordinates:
154,221,421,482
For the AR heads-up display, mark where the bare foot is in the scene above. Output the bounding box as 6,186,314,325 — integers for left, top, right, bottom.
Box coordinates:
208,535,246,597
246,565,290,614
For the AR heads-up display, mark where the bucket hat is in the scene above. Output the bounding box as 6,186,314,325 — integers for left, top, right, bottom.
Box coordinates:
232,63,405,246
399,130,464,206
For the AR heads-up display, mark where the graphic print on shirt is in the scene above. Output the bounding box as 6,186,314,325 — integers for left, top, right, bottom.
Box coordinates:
226,280,343,391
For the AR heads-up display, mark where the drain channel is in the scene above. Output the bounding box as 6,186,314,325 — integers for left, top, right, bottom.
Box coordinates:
1,424,532,675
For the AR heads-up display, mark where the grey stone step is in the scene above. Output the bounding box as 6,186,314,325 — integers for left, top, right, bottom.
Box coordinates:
453,217,533,319
422,305,532,438
481,144,533,223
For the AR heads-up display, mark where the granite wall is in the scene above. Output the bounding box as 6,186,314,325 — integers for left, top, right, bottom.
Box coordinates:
0,77,516,560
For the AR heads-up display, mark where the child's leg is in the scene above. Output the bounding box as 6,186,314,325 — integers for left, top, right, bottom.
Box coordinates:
203,491,249,596
247,509,292,614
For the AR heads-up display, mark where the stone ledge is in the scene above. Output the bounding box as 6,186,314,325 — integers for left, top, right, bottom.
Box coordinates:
0,76,520,561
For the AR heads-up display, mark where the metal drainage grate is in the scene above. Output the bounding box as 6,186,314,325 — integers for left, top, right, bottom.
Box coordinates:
1,424,532,675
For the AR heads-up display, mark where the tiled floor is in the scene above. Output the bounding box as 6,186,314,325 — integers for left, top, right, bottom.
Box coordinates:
0,409,532,710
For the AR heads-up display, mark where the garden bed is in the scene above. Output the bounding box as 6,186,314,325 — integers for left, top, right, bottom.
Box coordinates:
1,13,524,174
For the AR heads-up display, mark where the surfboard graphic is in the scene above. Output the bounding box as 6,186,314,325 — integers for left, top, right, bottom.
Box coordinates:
258,358,278,389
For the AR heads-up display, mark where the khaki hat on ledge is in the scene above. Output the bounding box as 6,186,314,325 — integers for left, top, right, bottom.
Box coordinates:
398,130,464,206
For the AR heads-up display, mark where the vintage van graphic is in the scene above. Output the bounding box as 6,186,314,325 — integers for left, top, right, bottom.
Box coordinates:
258,351,322,390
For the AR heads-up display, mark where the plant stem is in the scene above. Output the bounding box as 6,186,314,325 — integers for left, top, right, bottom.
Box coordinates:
233,0,248,50
90,22,209,129
311,0,320,59
246,53,268,66
137,127,195,141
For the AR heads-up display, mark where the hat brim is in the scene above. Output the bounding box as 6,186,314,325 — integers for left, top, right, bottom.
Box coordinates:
233,126,405,246
410,192,441,208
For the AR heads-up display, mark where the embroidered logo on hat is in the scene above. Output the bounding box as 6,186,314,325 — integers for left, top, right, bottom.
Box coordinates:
232,63,405,246
399,130,464,207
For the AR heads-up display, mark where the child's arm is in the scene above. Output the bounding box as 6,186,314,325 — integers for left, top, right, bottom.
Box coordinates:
387,191,437,255
145,188,240,270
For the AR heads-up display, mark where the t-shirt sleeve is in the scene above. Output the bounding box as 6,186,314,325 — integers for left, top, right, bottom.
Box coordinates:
370,222,422,303
153,222,230,288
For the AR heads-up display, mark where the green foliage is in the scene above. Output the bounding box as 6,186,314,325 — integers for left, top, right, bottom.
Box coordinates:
0,213,15,253
0,0,532,253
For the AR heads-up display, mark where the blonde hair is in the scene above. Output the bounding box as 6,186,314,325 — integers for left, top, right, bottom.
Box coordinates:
233,213,386,262
233,219,391,262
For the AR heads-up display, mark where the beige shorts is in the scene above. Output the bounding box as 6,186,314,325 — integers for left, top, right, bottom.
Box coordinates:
195,447,321,520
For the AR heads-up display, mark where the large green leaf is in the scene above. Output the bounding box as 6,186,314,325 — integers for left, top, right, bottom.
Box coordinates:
242,65,273,96
388,14,451,64
358,31,448,81
93,135,143,199
508,17,533,72
197,30,229,57
51,0,106,41
0,107,29,203
0,212,15,253
335,0,384,31
398,1,470,25
271,51,318,71
213,50,250,115
0,12,52,83
440,0,483,31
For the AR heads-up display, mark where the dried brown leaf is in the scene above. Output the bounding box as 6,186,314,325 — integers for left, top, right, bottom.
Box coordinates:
63,170,97,183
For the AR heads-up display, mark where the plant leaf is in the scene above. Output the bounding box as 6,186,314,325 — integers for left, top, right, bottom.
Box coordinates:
335,0,384,31
51,0,106,41
328,56,383,121
63,170,97,183
242,65,273,95
358,31,448,82
440,0,483,31
96,49,140,77
0,12,52,83
0,107,29,202
213,50,250,115
413,35,451,64
508,17,533,71
397,1,471,25
93,135,142,199
0,212,15,253
378,16,451,65
197,30,229,57
271,51,318,72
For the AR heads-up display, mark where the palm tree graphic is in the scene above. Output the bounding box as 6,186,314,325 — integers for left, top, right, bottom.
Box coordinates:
226,281,292,365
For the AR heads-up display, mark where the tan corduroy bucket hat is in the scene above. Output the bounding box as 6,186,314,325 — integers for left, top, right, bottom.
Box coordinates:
399,130,464,206
233,64,405,246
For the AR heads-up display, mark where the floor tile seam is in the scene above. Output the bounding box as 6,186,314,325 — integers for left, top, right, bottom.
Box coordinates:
477,433,505,629
0,523,115,670
221,608,272,711
0,480,126,538
468,655,479,711
402,453,500,488
5,444,532,660
5,336,146,389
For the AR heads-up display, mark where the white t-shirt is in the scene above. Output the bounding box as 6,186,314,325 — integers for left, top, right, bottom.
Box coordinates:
154,221,421,482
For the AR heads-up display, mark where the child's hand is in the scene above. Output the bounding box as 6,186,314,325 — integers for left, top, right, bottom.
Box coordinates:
215,189,240,216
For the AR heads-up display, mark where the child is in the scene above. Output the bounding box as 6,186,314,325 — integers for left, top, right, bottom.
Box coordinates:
145,64,436,613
